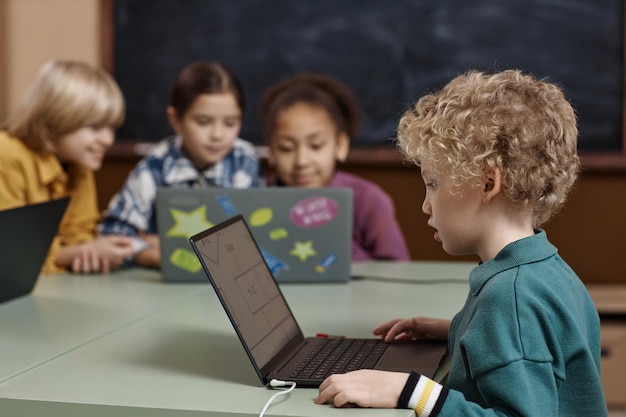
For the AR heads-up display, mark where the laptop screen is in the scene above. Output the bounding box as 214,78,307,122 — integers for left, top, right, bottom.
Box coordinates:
0,197,70,303
190,215,303,369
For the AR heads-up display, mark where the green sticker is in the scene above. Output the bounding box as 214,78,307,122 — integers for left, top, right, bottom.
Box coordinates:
269,227,288,240
170,248,202,273
249,208,273,226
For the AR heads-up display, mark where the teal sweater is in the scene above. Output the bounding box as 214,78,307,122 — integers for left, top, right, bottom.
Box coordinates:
399,231,607,416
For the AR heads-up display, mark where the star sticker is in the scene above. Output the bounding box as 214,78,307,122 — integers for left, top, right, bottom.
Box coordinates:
289,240,317,262
166,205,213,238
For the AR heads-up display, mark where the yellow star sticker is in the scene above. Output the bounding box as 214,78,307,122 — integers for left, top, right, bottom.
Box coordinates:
289,240,317,262
166,206,213,238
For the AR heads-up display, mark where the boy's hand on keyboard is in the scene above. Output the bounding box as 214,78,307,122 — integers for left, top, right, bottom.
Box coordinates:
316,369,409,409
373,317,451,342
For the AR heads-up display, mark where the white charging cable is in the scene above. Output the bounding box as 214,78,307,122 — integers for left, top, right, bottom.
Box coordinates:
258,379,297,417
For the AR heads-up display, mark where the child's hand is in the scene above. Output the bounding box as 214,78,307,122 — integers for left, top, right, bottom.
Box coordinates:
70,235,134,274
316,369,409,408
373,317,451,343
135,232,160,268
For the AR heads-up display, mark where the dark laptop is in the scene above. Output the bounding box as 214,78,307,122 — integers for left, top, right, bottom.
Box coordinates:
0,197,69,303
189,214,448,387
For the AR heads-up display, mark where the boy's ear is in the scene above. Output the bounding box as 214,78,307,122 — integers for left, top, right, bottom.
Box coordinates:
335,132,350,162
166,106,180,133
482,167,502,203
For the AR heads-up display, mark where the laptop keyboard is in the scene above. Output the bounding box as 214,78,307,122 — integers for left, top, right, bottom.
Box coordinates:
290,338,388,380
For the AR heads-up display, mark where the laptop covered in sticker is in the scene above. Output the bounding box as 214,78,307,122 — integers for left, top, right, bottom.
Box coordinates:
155,187,352,283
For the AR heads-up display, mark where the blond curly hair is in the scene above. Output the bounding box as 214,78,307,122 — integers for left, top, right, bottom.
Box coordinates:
397,69,579,227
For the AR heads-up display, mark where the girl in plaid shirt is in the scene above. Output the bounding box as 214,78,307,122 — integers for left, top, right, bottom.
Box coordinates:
99,61,260,267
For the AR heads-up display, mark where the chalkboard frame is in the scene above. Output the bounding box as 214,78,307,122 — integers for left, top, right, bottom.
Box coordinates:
99,0,626,171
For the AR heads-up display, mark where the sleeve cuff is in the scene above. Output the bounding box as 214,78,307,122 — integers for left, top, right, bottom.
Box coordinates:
397,371,421,408
397,371,449,417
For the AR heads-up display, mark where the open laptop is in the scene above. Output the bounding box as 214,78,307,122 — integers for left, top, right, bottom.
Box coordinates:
0,197,70,303
189,214,448,387
156,187,353,283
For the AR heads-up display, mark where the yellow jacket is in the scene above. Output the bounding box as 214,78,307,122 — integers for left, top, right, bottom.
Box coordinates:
0,131,99,273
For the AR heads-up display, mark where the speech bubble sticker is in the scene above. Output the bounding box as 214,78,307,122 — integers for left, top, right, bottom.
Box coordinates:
290,196,339,228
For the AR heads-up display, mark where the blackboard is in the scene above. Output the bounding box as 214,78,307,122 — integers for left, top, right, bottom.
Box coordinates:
112,0,624,151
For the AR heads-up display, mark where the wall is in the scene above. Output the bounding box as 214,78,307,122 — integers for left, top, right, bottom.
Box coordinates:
0,0,6,119
0,0,100,119
2,1,626,284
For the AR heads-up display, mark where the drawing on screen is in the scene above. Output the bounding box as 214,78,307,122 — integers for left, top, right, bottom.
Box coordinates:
194,221,299,367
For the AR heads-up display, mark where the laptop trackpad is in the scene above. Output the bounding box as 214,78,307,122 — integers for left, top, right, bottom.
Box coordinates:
375,341,447,378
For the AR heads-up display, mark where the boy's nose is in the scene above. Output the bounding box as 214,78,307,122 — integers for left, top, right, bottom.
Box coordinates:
421,197,431,215
99,128,115,147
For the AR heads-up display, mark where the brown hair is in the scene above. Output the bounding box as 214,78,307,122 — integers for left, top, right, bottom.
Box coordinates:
169,61,245,117
260,72,360,142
